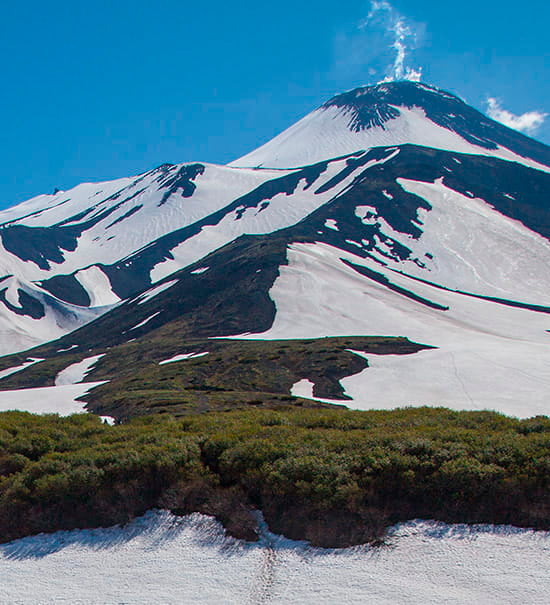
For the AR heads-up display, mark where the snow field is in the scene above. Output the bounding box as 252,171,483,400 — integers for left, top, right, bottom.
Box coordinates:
0,164,282,283
0,510,548,604
0,282,104,356
149,152,386,283
0,163,294,355
242,241,550,417
395,178,550,305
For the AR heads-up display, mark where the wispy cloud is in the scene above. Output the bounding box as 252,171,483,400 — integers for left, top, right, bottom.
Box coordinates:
485,97,547,136
360,1,424,82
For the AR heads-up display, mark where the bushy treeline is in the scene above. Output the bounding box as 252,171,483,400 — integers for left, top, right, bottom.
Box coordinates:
0,407,548,547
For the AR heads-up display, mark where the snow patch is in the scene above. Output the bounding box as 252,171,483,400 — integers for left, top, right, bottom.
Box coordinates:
54,355,105,386
75,266,120,307
130,312,161,331
290,378,349,405
0,358,44,381
136,281,178,306
159,352,209,365
290,378,314,398
0,382,106,416
57,345,78,353
190,266,210,275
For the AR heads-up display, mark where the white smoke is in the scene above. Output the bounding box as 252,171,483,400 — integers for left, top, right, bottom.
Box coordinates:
360,1,424,82
485,97,547,135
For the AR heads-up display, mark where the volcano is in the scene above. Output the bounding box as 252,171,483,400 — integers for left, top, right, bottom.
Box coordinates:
0,81,548,419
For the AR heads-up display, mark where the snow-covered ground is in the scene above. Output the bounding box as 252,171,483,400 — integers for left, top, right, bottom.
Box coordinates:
393,178,550,305
0,283,105,356
1,510,548,604
241,242,550,417
1,83,548,358
0,163,295,355
291,378,348,405
0,355,108,416
0,164,281,283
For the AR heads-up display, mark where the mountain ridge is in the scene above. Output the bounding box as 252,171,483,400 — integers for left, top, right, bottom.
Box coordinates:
0,81,548,420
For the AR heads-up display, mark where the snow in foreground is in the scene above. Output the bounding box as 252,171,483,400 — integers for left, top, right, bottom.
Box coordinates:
1,511,548,604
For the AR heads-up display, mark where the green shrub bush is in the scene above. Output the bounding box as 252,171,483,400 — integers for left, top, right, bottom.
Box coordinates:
0,406,547,546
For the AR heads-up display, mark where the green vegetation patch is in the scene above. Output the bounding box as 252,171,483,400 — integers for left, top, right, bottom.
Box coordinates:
0,335,428,421
85,336,426,420
0,406,548,547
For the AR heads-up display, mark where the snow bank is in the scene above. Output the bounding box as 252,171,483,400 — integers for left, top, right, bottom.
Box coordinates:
0,511,548,604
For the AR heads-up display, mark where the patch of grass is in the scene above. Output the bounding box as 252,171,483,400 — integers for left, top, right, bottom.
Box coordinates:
1,334,426,421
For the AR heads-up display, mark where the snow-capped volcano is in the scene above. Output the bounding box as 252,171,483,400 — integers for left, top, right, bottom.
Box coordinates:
231,82,550,171
0,81,549,418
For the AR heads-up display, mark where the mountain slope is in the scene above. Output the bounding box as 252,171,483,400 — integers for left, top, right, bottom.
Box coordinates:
0,155,373,354
0,81,548,419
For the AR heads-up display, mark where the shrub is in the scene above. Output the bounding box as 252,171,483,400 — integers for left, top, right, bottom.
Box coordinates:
0,407,547,546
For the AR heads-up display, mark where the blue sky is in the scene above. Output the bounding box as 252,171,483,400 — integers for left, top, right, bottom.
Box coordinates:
0,0,548,209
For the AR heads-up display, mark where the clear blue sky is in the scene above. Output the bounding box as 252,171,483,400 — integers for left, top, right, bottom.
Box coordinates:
1,0,548,209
